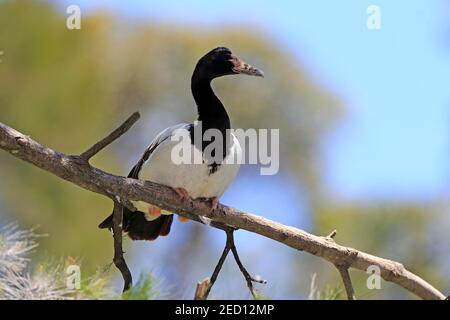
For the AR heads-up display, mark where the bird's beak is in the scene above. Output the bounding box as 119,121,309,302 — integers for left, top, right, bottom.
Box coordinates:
230,55,264,77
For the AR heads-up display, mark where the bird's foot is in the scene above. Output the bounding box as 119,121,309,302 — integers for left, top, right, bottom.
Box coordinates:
173,188,190,222
173,187,190,201
199,196,219,212
145,206,161,220
210,197,219,211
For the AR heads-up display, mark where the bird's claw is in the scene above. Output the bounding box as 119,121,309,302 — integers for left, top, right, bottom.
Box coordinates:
210,197,219,211
198,196,219,212
202,197,219,211
173,187,190,201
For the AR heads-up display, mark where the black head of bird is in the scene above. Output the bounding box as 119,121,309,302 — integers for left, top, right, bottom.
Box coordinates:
193,47,264,82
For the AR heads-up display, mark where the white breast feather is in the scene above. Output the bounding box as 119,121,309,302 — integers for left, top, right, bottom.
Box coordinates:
132,127,241,216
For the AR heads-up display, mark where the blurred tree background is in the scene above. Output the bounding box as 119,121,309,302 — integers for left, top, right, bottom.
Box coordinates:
0,0,448,299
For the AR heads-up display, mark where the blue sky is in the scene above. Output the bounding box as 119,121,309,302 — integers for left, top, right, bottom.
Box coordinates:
63,0,450,201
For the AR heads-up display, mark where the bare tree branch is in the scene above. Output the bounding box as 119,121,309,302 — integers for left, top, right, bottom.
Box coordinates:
112,201,132,292
326,229,337,240
227,229,267,298
0,115,446,300
197,231,231,300
337,266,355,300
81,112,140,160
194,232,231,300
194,278,211,300
194,227,267,300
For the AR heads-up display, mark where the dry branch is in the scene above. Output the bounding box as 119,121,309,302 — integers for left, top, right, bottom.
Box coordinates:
0,115,446,300
112,201,132,292
337,267,355,300
194,278,211,300
81,112,140,160
194,228,267,299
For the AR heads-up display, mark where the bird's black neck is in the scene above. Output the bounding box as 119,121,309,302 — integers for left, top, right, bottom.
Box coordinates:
191,78,230,132
191,76,231,167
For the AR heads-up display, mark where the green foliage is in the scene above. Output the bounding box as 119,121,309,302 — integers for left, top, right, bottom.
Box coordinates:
314,285,343,300
0,223,71,299
74,263,115,299
252,291,270,300
0,223,160,299
308,273,343,300
121,273,161,300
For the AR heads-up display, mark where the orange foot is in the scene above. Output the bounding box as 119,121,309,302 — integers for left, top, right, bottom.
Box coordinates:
147,206,161,219
178,215,189,222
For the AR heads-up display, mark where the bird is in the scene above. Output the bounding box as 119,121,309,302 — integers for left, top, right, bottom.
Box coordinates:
99,47,263,241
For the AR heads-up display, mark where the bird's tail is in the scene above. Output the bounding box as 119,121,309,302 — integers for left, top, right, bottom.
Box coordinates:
98,207,173,241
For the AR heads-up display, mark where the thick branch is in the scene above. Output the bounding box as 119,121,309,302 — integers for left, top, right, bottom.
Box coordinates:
0,119,446,300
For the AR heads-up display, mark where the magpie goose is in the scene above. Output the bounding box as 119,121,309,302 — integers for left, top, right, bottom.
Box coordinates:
99,47,263,241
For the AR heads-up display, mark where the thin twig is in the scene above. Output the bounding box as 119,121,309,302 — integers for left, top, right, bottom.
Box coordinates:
112,201,132,292
227,229,266,298
326,229,337,239
198,228,233,299
81,112,140,160
194,227,266,300
337,266,355,300
208,233,232,287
